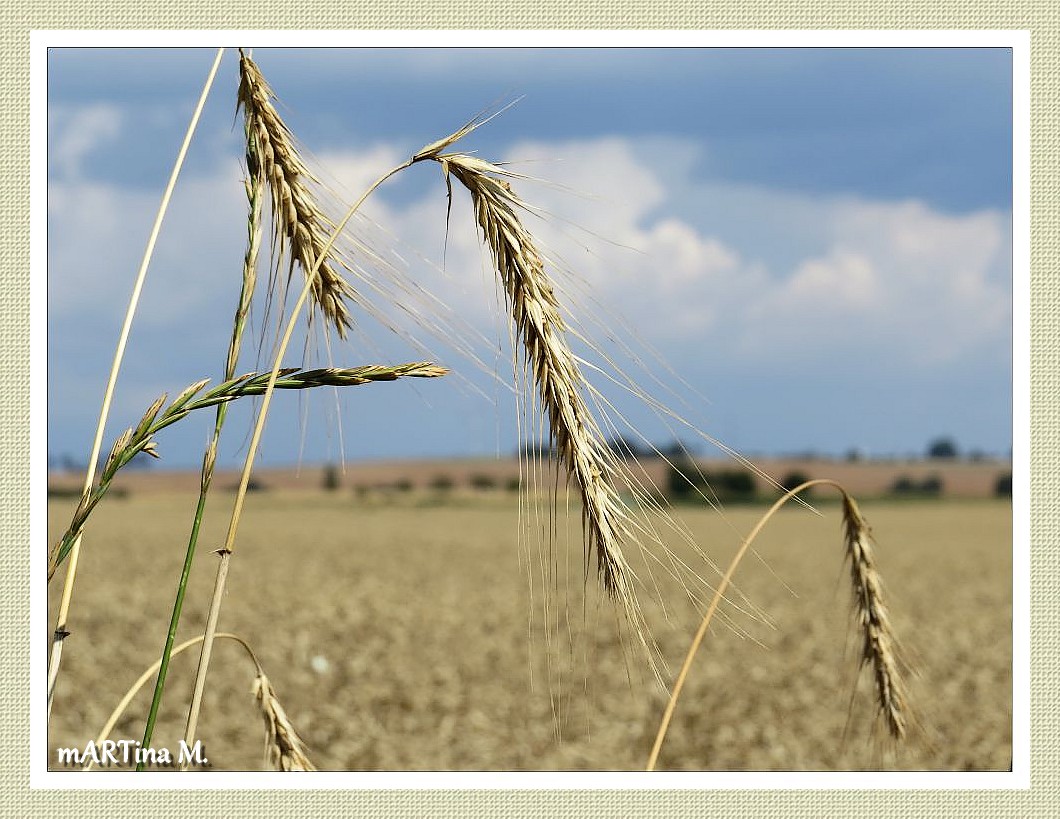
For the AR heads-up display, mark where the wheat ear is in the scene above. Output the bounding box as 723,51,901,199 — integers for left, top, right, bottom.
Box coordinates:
237,48,358,338
419,149,644,641
252,673,317,772
840,493,909,741
445,155,636,596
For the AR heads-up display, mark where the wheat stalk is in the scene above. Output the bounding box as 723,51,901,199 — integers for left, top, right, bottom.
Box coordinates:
237,48,358,338
46,49,226,718
647,479,913,770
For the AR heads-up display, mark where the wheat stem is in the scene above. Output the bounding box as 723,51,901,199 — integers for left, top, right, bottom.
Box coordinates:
136,132,265,768
47,48,225,718
180,155,422,766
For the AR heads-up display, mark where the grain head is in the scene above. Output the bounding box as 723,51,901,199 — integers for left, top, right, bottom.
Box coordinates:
252,672,317,772
430,150,649,650
841,492,911,741
237,49,357,339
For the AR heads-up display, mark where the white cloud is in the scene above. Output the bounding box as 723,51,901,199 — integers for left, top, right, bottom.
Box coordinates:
744,196,1010,364
48,180,155,316
48,168,247,325
783,250,879,309
315,144,409,204
46,100,251,331
47,132,1012,400
48,103,124,180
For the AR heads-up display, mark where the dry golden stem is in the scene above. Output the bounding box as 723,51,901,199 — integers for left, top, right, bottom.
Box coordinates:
47,48,226,718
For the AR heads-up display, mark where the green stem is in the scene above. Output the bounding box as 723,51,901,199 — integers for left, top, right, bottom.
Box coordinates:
180,157,415,763
135,433,223,769
136,126,264,767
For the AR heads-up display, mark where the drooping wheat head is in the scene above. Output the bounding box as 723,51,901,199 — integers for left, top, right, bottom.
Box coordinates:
840,492,910,741
237,49,357,339
251,672,317,772
419,149,648,647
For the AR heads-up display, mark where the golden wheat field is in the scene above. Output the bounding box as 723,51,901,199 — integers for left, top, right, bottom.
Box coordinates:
46,488,1012,773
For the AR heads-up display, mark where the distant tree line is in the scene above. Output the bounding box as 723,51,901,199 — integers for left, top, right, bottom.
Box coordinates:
49,451,156,473
519,435,1008,464
519,436,698,461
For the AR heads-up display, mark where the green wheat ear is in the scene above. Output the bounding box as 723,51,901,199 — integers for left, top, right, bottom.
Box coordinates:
47,363,448,579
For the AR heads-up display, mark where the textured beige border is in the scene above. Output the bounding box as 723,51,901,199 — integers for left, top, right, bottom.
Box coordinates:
11,7,1051,817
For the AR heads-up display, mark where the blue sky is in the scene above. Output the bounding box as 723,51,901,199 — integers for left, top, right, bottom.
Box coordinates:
46,45,1015,469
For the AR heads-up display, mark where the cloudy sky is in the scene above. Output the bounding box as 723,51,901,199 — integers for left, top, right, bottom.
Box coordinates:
45,44,1014,470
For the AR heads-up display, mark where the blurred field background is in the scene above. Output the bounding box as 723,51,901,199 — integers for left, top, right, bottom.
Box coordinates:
47,461,1012,772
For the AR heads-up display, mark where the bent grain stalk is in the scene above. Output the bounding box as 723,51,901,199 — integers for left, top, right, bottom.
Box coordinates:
85,633,314,772
646,479,913,771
